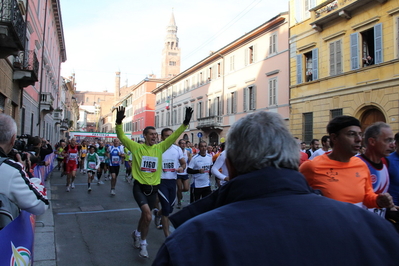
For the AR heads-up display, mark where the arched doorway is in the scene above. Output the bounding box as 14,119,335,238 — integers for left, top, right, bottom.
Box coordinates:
183,134,189,140
209,132,219,145
360,108,386,132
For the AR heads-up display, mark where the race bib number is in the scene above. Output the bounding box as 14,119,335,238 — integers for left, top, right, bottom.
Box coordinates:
112,156,120,165
141,156,158,173
69,153,78,160
162,159,175,172
202,164,211,173
88,162,96,170
99,156,105,162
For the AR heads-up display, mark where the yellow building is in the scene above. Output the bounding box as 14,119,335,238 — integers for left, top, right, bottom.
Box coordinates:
289,0,399,143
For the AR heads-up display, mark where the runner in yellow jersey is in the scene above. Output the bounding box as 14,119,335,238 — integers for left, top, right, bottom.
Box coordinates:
115,106,193,259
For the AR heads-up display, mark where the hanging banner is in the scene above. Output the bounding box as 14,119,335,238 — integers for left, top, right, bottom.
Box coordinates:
0,211,35,265
69,131,132,139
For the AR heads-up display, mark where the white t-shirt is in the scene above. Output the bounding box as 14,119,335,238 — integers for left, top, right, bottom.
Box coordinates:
309,148,330,160
177,148,189,176
211,151,229,186
161,144,184,180
189,153,213,188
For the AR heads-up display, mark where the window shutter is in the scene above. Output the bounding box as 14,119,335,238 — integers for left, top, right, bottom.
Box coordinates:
253,44,257,62
312,48,319,80
374,23,383,64
330,42,335,76
252,86,256,110
336,40,342,74
227,93,231,115
243,87,248,111
350,33,359,70
269,35,273,55
296,54,303,84
233,92,237,113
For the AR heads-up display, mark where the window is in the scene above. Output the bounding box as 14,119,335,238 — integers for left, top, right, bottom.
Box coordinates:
21,107,25,134
214,97,221,116
229,55,235,71
227,91,237,114
166,112,170,126
208,67,212,81
244,86,256,111
330,108,343,119
0,93,5,112
303,112,313,143
269,33,277,55
169,61,176,66
269,78,277,106
197,102,203,119
246,46,255,65
217,63,221,77
304,48,318,82
330,40,342,76
295,0,316,23
199,72,203,85
161,113,164,127
207,99,212,117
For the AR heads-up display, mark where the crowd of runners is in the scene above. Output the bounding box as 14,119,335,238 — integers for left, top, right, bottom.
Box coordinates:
49,107,399,262
3,106,399,264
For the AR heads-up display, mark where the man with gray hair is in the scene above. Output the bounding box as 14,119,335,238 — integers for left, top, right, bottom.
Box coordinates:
0,114,49,216
153,111,399,265
357,121,396,218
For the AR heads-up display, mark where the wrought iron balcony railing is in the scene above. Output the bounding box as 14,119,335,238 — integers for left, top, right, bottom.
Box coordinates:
0,0,26,57
197,115,223,129
13,50,39,85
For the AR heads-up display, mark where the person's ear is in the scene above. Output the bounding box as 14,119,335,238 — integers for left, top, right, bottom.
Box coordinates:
226,157,238,180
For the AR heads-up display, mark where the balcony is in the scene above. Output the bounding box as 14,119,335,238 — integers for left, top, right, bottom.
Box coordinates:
196,115,223,130
53,109,62,122
13,50,39,86
310,0,387,32
0,0,26,58
40,92,54,113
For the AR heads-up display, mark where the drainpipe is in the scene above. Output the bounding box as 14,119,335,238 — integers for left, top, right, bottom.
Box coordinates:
37,0,49,135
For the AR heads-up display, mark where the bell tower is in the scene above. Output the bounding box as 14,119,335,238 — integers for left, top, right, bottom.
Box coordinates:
161,11,181,79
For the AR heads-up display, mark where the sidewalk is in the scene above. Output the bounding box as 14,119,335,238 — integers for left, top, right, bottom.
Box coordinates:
33,173,56,266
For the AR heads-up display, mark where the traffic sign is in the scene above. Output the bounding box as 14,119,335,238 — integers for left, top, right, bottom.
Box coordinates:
197,132,203,138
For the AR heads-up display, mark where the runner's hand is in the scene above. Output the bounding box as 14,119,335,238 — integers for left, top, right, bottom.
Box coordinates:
116,106,126,124
183,107,194,125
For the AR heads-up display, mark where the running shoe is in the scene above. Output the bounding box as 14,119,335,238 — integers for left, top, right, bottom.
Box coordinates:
139,243,149,258
71,182,75,189
131,230,141,249
88,187,91,192
97,180,104,185
110,189,116,196
153,209,162,229
66,185,70,192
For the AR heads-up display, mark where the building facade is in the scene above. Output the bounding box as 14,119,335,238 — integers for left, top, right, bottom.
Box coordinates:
289,0,399,143
153,12,290,145
0,0,67,145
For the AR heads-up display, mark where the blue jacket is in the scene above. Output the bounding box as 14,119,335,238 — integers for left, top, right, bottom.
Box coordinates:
153,167,399,266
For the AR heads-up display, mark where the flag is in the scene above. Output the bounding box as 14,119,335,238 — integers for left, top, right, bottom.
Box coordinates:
0,211,35,265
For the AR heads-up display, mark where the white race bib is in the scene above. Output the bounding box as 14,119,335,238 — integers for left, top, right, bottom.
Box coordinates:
140,156,158,173
162,159,175,172
88,162,96,170
69,153,78,160
112,156,120,165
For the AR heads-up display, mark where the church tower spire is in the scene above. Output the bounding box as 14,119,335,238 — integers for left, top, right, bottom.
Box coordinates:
161,10,181,79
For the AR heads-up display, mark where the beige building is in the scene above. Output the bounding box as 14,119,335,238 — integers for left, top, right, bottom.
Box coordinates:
289,0,399,143
153,12,290,145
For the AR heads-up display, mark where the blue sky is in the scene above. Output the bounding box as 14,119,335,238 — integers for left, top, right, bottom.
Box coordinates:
60,0,289,92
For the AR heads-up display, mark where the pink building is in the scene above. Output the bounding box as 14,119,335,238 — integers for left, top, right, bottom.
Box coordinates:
0,0,66,143
153,12,290,145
